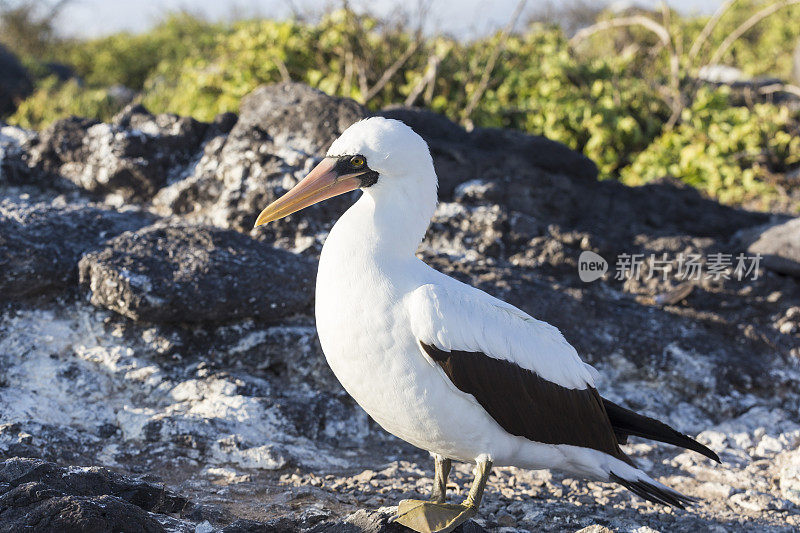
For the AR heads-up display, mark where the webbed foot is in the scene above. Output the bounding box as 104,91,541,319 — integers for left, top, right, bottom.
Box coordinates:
391,499,477,533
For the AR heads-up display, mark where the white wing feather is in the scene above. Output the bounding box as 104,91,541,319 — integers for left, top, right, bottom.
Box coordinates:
407,281,598,390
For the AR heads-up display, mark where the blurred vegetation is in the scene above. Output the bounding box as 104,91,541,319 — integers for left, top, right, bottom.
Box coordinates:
0,0,66,59
621,87,800,204
9,76,125,129
63,14,224,90
2,0,799,210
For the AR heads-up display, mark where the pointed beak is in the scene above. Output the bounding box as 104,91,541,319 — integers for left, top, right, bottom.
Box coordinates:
254,157,364,227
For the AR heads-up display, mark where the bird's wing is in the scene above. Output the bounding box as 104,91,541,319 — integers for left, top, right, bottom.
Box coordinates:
407,282,628,461
408,282,598,390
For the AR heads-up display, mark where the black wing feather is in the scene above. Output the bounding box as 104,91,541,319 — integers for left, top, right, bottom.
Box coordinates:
418,342,720,508
602,398,721,463
419,342,633,465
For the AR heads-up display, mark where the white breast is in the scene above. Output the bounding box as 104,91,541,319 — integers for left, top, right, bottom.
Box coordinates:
312,195,613,477
314,202,495,459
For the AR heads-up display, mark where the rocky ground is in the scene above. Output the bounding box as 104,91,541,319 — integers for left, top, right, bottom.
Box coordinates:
1,82,799,532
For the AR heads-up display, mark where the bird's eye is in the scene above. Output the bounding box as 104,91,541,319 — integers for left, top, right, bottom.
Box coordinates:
350,155,365,168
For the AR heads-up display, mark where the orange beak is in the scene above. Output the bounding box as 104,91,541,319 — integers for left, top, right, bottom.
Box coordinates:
254,157,365,227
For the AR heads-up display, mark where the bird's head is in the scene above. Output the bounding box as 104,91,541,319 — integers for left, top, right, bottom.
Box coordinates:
254,117,436,227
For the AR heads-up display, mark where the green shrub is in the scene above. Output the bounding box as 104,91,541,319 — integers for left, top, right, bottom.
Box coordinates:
621,88,800,205
141,11,426,118
140,18,667,175
5,7,800,210
688,0,800,80
141,18,314,118
8,77,127,129
575,1,800,84
54,14,223,90
440,29,669,176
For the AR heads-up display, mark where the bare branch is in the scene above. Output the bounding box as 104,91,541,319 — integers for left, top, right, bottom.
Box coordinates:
47,0,73,17
284,0,303,20
660,2,671,34
688,0,736,59
412,0,432,35
405,52,442,106
569,15,671,48
758,82,800,98
707,0,800,67
357,61,369,97
569,11,684,127
361,37,421,104
660,2,682,129
274,56,291,82
342,50,354,95
462,0,528,128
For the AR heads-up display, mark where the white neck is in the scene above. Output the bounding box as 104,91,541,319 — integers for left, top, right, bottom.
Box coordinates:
325,170,438,264
314,162,438,390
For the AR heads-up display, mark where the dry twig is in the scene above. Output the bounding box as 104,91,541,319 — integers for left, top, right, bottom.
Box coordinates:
274,56,291,82
659,2,682,128
461,0,528,128
570,13,683,128
707,0,800,67
688,0,736,60
361,38,421,104
405,52,443,106
569,15,671,48
758,82,800,98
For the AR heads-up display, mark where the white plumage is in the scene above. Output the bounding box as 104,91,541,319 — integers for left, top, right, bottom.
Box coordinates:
408,283,600,389
315,118,624,476
255,117,718,527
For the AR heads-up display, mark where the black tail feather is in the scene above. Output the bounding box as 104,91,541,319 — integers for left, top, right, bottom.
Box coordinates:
603,398,721,463
610,473,698,509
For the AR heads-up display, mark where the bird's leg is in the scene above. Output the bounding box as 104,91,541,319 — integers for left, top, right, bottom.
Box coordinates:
462,457,492,510
392,457,493,533
429,454,451,504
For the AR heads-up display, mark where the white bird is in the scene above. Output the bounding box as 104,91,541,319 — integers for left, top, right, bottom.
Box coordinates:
255,117,719,533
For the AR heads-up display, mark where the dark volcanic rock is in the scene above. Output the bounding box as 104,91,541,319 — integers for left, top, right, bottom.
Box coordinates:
1,126,38,185
0,199,153,300
0,458,187,533
1,125,77,192
310,508,487,533
589,178,770,241
0,458,187,512
112,104,209,159
221,517,301,532
739,218,800,277
29,106,213,201
378,106,598,197
154,82,368,247
237,82,367,155
154,88,603,253
0,45,32,115
378,107,768,251
0,488,166,533
2,82,800,533
445,174,771,269
34,116,100,162
0,460,487,533
78,224,315,323
44,61,76,82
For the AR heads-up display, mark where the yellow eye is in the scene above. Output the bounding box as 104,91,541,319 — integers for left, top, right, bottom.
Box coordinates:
350,155,365,168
